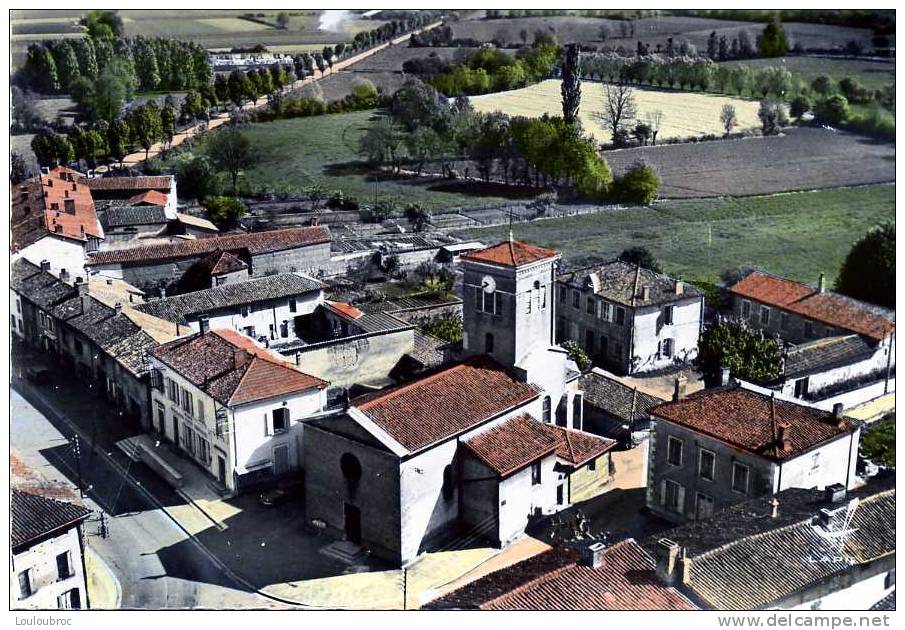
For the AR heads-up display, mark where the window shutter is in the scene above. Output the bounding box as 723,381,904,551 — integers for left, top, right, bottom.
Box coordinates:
659,480,667,507
677,485,686,514
264,414,271,436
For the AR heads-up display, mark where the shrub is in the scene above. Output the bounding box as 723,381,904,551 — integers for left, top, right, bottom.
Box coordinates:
419,313,463,343
789,95,811,120
814,95,850,125
203,196,246,230
860,415,895,469
697,319,782,385
618,246,662,273
614,161,660,205
562,340,592,372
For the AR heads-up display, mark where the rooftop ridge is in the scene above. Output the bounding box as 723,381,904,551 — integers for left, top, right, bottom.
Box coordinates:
358,361,473,411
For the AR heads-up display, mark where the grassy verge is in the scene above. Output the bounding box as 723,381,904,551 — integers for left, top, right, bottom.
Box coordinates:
456,185,896,284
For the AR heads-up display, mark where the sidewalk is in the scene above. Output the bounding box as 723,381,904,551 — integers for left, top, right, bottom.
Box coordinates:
85,546,122,609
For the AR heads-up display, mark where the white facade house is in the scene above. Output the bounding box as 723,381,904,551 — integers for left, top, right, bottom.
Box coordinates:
148,326,328,494
11,491,91,610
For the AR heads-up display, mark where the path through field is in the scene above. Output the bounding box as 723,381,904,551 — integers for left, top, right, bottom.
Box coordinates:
95,21,442,173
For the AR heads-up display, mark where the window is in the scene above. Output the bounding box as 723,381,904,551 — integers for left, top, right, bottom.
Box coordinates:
542,396,551,423
182,424,195,455
442,465,455,500
615,307,626,326
215,409,228,438
559,285,567,303
555,396,567,427
340,453,362,482
699,449,715,481
663,479,685,513
667,436,683,466
742,300,751,318
16,298,21,313
480,289,502,315
585,329,595,353
289,298,297,313
525,289,533,314
572,291,580,309
485,333,494,353
804,320,814,338
150,369,164,391
272,407,290,433
167,379,179,403
664,305,675,325
600,302,612,321
181,389,194,415
613,341,624,360
18,569,32,599
662,338,674,357
57,551,72,579
587,459,596,471
572,395,582,428
197,437,211,465
531,461,542,485
760,306,770,326
540,285,547,308
794,377,809,398
241,305,250,317
74,339,83,354
780,312,789,330
586,297,595,314
57,588,81,610
732,462,750,494
155,402,166,431
244,325,256,337
696,493,714,519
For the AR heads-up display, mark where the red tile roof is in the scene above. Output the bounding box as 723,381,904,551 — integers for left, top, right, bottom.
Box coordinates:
326,300,364,320
206,250,248,275
730,272,895,342
150,328,326,406
82,175,174,192
127,190,169,206
651,386,857,461
547,425,618,467
10,166,102,251
461,239,560,267
356,357,538,452
87,226,331,265
428,540,698,610
464,415,561,476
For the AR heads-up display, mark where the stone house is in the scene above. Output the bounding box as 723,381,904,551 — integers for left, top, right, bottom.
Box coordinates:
11,166,104,277
580,368,666,443
729,271,895,399
147,326,328,493
646,382,861,523
556,261,704,375
82,174,178,219
11,490,91,610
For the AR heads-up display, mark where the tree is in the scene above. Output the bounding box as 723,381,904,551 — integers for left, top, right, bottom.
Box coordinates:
160,102,177,149
404,203,432,232
31,131,60,167
835,223,894,308
614,162,660,205
227,70,251,107
697,319,782,385
419,313,463,343
759,16,790,58
24,44,60,93
50,41,81,90
720,103,738,136
128,102,163,160
81,10,123,39
597,83,637,145
560,43,582,127
645,110,664,145
107,118,130,166
618,246,662,273
632,122,652,146
206,127,256,194
814,95,850,125
789,95,811,120
562,340,591,372
10,152,31,184
175,154,221,200
275,12,290,29
89,59,137,124
737,30,756,58
203,196,246,230
358,117,404,169
757,100,788,135
811,74,834,96
860,416,895,469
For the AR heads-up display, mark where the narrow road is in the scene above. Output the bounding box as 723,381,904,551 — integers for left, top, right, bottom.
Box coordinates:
95,21,443,173
11,383,283,609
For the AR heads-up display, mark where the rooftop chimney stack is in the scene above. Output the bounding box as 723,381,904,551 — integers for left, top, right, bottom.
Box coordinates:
777,422,792,453
39,260,50,273
59,268,70,284
673,375,688,402
832,403,846,427
824,483,847,504
75,278,89,313
582,542,607,569
818,273,826,294
641,286,651,301
770,498,779,518
678,548,693,585
719,366,731,387
655,538,680,585
674,279,684,295
199,316,210,334
114,302,123,315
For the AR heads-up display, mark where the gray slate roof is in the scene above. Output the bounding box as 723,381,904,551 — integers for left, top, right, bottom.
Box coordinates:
580,370,665,423
11,258,78,309
781,335,879,380
558,260,703,308
101,204,168,228
135,273,324,325
11,490,91,550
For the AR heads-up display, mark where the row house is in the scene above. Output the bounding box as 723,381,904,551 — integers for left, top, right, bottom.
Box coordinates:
11,258,163,428
82,174,178,220
556,261,704,375
11,166,104,277
646,382,861,523
147,326,328,493
729,271,895,399
11,491,91,611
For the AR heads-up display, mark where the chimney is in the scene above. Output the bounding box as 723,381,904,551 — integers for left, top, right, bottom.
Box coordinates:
655,538,680,584
39,260,51,273
672,375,687,402
817,273,826,294
54,224,63,233
769,497,779,518
75,278,90,312
776,422,792,453
832,403,846,427
199,316,210,334
59,268,70,283
824,483,846,504
582,542,607,569
719,366,731,386
678,548,693,585
641,285,650,301
114,302,123,315
160,287,167,299
674,279,684,295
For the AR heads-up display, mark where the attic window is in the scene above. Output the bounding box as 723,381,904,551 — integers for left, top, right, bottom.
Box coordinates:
340,453,362,482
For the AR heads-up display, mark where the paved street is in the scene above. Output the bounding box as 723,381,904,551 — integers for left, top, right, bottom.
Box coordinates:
11,382,285,609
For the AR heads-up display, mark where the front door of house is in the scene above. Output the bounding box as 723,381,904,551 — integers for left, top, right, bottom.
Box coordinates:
273,445,289,476
344,504,361,543
556,484,565,506
218,456,227,485
172,417,179,447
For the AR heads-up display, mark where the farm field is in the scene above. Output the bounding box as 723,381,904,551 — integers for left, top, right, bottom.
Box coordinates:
605,127,896,198
288,71,410,102
190,110,523,210
456,185,895,285
470,79,760,144
722,56,895,91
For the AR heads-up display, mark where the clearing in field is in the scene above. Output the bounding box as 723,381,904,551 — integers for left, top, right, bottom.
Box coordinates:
455,185,895,285
469,79,760,144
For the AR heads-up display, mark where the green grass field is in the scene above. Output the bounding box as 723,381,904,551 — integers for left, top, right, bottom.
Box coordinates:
456,185,895,285
722,56,895,91
199,110,519,209
470,79,761,144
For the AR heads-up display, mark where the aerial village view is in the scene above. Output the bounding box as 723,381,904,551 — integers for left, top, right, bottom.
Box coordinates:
6,3,897,624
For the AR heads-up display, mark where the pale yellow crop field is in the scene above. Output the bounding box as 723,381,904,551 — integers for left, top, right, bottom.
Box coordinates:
195,17,274,32
470,79,761,144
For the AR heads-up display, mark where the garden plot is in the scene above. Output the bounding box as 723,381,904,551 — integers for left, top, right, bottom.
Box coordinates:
469,79,760,144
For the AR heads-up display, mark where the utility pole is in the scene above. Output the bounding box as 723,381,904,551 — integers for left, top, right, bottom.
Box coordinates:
72,435,83,498
402,566,407,611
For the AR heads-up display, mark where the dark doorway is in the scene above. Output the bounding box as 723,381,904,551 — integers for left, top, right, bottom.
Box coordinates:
218,456,227,485
344,504,361,543
556,484,565,506
172,417,179,447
